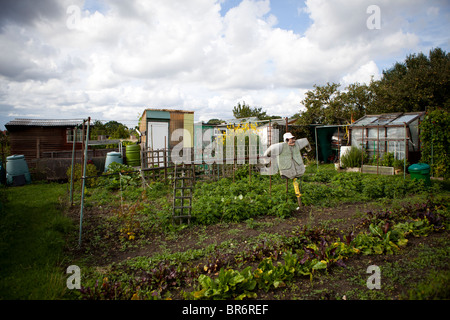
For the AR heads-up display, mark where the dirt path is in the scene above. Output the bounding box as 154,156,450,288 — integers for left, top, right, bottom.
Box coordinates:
106,202,376,264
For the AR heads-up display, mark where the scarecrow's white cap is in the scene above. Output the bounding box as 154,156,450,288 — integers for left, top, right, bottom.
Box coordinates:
283,132,295,141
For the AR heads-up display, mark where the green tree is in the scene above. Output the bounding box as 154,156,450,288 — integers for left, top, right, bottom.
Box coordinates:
104,121,130,139
297,82,342,125
90,120,130,140
368,48,450,113
293,83,339,151
90,120,106,138
339,82,374,122
206,119,225,125
233,102,268,120
295,82,375,155
297,82,372,126
419,108,450,178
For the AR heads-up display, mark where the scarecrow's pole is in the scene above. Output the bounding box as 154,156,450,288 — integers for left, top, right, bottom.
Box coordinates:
79,117,90,247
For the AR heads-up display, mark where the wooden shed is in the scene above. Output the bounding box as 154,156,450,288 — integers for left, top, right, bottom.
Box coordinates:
139,109,194,149
138,109,194,166
5,118,85,163
4,118,91,180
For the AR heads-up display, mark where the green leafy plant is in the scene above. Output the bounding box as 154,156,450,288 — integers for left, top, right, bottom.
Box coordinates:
340,146,367,168
420,109,450,178
194,267,257,300
67,163,99,187
100,162,141,190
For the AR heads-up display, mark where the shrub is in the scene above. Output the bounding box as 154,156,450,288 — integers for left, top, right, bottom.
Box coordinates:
100,162,141,190
341,146,366,168
66,163,98,187
362,176,386,199
420,109,450,178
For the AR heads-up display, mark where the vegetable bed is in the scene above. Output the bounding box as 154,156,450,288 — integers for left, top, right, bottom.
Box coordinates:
65,164,449,300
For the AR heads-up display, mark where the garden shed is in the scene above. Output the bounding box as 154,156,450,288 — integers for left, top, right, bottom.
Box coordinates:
4,118,87,180
349,112,426,164
314,124,349,163
139,109,194,166
5,118,85,162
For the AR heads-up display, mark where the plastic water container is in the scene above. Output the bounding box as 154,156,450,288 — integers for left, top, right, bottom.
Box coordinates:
126,144,141,167
6,155,31,186
408,163,431,186
104,151,123,172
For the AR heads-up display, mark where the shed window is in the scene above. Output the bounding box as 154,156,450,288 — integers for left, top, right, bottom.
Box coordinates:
66,128,83,143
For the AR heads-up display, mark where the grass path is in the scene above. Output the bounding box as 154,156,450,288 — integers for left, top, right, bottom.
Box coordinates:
0,183,73,299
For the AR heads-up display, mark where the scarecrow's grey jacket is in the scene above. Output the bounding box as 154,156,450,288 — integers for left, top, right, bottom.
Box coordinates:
261,138,311,179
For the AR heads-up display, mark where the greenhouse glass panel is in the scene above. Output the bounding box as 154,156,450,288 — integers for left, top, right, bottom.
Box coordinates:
351,128,363,147
352,116,377,126
386,126,405,139
374,114,399,125
409,119,419,150
368,128,378,138
388,141,405,159
390,114,419,125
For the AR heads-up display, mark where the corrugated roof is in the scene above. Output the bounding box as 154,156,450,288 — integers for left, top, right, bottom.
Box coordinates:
143,108,194,114
5,118,86,127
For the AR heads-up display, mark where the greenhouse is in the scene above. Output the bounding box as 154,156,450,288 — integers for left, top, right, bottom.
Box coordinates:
349,112,426,164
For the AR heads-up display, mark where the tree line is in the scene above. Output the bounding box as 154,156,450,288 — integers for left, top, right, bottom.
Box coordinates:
229,47,448,124
90,120,134,140
227,48,449,177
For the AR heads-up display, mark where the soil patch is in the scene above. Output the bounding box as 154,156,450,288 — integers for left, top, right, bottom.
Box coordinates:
74,201,378,266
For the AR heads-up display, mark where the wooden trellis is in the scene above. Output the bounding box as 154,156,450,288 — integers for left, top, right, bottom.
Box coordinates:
172,163,195,225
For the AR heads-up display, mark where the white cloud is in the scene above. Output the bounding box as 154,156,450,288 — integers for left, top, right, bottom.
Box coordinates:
87,53,124,89
0,0,448,129
341,61,381,87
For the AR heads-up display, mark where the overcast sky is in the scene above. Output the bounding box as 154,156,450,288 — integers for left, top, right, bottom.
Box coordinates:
0,0,449,130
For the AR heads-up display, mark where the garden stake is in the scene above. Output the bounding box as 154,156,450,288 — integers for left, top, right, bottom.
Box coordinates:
119,172,124,215
69,127,76,206
79,117,90,247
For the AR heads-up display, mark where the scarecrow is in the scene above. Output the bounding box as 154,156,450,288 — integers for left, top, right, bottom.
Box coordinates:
261,132,312,206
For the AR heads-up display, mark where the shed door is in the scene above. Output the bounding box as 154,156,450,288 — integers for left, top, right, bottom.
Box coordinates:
148,121,169,150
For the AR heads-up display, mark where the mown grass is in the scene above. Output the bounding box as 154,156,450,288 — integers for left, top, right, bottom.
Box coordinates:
0,183,74,299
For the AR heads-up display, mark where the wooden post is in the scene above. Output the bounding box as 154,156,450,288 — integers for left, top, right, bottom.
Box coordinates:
79,117,90,247
70,127,76,206
80,120,86,190
404,122,407,180
377,125,380,175
361,126,364,173
36,138,40,159
164,137,167,183
285,117,288,133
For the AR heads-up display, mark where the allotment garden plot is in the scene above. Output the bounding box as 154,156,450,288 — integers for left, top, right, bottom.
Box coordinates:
66,163,449,300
